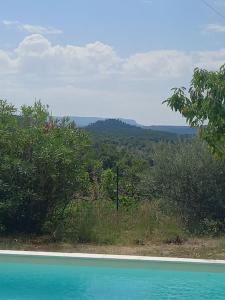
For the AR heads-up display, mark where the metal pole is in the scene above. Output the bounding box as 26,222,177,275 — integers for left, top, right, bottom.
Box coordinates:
116,166,119,211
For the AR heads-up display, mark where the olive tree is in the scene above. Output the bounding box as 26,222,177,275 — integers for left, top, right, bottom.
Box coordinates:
151,140,225,233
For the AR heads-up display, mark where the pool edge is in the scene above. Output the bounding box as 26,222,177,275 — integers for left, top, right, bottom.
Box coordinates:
0,250,225,265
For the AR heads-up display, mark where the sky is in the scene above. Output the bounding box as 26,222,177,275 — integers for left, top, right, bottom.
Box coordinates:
1,0,225,125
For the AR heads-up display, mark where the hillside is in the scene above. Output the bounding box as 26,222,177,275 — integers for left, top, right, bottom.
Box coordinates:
144,125,196,135
56,116,140,127
85,119,179,142
56,116,196,135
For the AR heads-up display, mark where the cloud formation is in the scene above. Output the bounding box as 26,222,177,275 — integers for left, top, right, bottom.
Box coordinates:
0,34,224,79
0,34,225,124
2,20,62,35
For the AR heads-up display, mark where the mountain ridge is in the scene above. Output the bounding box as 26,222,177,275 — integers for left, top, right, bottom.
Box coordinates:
56,116,196,135
85,119,181,142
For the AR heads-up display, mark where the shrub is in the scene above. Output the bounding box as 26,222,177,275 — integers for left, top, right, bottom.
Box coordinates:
151,139,225,233
0,100,90,233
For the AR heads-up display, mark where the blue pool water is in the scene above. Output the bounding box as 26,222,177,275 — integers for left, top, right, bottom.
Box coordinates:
0,256,225,299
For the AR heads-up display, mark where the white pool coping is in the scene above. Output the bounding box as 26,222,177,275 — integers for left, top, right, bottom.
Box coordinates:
1,250,225,265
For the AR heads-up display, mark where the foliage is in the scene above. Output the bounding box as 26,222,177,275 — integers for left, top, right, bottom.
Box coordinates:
1,98,225,241
86,119,179,146
164,66,225,158
47,199,185,245
150,140,225,234
100,169,116,199
0,100,90,233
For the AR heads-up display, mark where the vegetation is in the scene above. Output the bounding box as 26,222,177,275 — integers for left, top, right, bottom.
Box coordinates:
50,200,184,245
0,100,90,233
1,99,225,250
165,65,225,159
86,119,179,145
151,141,225,234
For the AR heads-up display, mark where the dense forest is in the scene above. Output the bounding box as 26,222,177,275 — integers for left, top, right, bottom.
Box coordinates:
0,98,225,245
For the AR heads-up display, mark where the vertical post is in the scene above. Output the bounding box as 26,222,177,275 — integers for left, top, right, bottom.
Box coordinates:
116,165,119,211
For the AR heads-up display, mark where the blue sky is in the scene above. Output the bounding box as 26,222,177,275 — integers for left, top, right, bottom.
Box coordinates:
1,0,225,124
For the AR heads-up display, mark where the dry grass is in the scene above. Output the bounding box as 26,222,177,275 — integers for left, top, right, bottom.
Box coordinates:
1,236,225,260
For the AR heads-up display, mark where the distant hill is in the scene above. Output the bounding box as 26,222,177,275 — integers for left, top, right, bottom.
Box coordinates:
85,119,179,142
56,116,139,127
144,125,197,135
55,116,195,135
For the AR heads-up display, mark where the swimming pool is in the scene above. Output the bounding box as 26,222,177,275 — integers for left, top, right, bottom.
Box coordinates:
0,251,225,299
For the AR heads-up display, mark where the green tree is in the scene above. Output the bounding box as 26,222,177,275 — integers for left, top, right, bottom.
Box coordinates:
0,100,90,233
100,169,116,200
164,66,225,158
118,156,146,200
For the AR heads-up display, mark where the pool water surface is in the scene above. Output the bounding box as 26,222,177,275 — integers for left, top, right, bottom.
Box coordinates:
0,253,225,299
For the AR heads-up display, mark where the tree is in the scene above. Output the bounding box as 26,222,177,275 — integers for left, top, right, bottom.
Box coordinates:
164,65,225,159
100,169,116,200
0,100,90,233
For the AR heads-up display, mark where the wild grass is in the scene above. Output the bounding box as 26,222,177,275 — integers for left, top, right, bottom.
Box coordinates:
50,199,186,245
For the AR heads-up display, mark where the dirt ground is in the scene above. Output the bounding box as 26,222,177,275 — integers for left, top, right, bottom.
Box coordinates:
1,236,225,260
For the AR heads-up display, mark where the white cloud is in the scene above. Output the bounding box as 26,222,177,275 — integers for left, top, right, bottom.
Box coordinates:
194,49,225,69
1,34,225,81
13,34,120,77
0,34,192,80
205,23,225,32
2,20,62,35
16,34,51,55
0,34,225,124
19,24,62,35
122,51,192,79
0,50,15,74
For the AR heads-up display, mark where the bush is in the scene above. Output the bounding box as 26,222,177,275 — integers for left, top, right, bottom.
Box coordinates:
0,100,90,233
151,139,225,233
